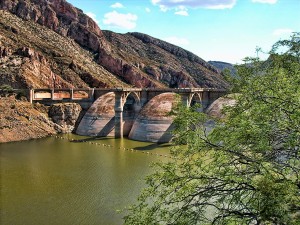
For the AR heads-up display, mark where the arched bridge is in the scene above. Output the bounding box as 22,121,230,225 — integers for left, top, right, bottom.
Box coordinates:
30,88,227,138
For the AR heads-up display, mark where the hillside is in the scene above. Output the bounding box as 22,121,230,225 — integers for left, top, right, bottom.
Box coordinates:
0,95,57,142
208,61,236,76
0,10,128,89
0,0,228,89
104,31,228,88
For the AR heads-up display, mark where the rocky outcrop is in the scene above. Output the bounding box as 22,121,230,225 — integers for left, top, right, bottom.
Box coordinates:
0,0,109,53
97,49,164,88
49,103,82,133
129,93,179,143
0,10,127,89
0,45,73,89
129,32,219,73
18,47,73,88
0,95,57,143
0,0,166,88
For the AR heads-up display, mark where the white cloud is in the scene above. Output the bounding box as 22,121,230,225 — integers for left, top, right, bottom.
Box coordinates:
175,6,188,16
273,28,294,36
111,2,124,8
175,10,188,16
145,7,151,13
159,5,168,12
164,36,189,46
151,0,160,4
151,0,237,10
252,0,277,4
86,12,99,24
103,11,137,30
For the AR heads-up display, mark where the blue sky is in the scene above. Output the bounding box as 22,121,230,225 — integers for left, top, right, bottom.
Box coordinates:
67,0,299,64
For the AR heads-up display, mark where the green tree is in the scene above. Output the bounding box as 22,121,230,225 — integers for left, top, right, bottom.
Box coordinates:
124,33,300,225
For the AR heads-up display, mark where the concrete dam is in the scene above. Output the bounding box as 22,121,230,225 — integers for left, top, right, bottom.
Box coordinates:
30,88,226,142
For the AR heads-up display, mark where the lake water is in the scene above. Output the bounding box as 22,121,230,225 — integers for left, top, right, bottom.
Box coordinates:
0,134,172,225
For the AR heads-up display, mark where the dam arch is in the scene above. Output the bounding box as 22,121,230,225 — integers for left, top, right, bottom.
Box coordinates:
30,88,227,140
122,92,142,136
190,93,203,112
76,92,116,137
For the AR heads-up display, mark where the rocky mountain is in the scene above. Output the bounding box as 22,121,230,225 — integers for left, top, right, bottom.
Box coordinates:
208,61,236,76
0,1,127,89
103,31,228,88
0,0,228,89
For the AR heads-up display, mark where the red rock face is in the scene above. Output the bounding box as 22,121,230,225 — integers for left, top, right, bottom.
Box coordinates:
0,0,165,88
97,49,164,88
0,46,72,89
17,47,73,88
0,0,229,89
0,0,109,53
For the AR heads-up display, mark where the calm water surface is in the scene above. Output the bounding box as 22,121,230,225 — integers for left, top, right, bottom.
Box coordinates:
0,134,171,225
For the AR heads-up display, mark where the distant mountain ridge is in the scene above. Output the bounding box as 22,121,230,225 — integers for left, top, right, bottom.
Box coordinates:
0,0,229,89
208,61,236,76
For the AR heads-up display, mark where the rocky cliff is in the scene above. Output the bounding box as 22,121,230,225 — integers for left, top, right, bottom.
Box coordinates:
104,31,228,88
0,0,109,53
0,0,228,89
0,10,127,89
48,103,82,133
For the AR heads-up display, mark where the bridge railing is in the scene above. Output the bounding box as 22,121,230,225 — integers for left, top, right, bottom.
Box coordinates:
29,87,227,103
30,88,94,102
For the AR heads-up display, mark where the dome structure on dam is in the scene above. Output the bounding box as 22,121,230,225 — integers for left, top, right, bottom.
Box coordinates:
129,93,179,143
76,92,116,136
205,95,236,118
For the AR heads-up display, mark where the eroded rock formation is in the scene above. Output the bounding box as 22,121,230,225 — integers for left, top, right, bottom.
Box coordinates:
0,10,126,89
104,31,229,88
49,103,82,133
1,46,72,89
0,0,109,52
